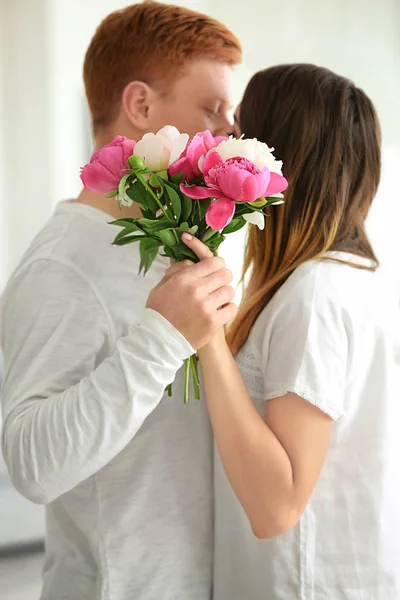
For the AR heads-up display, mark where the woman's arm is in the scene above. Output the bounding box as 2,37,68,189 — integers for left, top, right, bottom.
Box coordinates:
198,331,333,539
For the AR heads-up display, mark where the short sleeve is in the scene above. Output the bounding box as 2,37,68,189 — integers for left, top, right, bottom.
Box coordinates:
255,265,349,420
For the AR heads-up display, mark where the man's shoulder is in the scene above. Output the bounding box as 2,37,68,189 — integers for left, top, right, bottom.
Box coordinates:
11,202,133,283
4,202,168,318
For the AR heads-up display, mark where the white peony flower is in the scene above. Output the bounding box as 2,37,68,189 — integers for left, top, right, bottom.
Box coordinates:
209,137,283,175
134,126,189,172
243,212,265,230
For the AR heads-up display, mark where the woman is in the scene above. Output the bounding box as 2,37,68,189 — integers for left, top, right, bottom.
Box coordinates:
184,64,400,598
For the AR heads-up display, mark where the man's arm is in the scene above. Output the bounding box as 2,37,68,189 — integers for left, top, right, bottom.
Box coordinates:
1,255,235,505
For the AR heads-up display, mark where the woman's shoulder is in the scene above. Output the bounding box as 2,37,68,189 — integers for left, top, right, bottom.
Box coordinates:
278,251,386,303
252,252,397,336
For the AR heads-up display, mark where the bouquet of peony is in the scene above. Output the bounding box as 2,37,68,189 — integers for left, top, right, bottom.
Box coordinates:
81,126,288,402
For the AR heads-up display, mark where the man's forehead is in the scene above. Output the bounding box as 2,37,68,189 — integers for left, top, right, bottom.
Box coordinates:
183,59,232,83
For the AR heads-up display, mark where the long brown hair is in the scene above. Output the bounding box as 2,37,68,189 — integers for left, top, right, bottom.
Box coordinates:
227,64,381,355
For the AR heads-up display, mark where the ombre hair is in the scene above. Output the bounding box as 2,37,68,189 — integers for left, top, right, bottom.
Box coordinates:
228,64,381,355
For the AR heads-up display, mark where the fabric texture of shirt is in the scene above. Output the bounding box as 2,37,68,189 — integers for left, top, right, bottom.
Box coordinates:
214,252,400,600
1,201,213,600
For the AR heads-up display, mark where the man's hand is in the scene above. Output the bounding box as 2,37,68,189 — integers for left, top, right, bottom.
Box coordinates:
147,233,237,349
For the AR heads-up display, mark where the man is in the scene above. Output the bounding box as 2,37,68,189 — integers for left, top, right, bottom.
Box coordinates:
0,2,241,599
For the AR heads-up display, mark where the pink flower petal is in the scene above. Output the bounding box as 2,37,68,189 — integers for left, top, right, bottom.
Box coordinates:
206,197,236,230
180,183,214,200
89,149,101,164
169,157,196,181
98,146,125,176
265,172,288,197
202,151,224,178
111,135,127,144
122,139,136,163
241,169,271,202
214,135,229,144
217,164,250,200
80,162,119,193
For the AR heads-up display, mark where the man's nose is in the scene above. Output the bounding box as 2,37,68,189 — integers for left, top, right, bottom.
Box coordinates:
214,113,233,137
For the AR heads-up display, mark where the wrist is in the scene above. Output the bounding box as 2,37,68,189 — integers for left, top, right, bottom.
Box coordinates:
198,328,227,360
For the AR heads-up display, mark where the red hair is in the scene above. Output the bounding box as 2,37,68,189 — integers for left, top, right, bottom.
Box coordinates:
84,1,241,131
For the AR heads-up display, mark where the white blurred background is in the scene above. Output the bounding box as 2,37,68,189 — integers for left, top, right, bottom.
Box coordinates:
0,0,399,596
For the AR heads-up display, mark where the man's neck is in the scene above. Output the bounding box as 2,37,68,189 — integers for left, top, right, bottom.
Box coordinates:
74,188,143,220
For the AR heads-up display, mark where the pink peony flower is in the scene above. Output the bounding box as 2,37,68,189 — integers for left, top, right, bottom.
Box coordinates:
80,136,136,194
169,130,227,183
181,152,288,230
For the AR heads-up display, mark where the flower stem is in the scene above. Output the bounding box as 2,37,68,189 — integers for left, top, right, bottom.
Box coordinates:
165,383,172,397
137,173,169,220
190,354,200,400
184,357,190,404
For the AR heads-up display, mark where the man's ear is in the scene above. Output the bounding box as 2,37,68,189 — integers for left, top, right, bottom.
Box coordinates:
122,81,154,131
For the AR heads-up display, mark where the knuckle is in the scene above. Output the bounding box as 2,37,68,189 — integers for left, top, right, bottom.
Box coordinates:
171,272,189,289
220,269,233,285
206,256,225,270
188,283,203,301
202,301,215,322
225,285,235,301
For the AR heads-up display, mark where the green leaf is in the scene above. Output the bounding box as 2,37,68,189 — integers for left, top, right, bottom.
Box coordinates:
207,233,225,253
266,196,285,206
118,173,130,201
126,180,159,215
139,238,161,274
244,203,265,214
234,204,253,217
197,199,212,222
222,218,247,235
125,180,147,206
171,173,184,186
114,226,138,243
250,198,267,208
202,228,218,243
138,218,176,232
156,169,168,180
168,242,198,262
181,194,193,223
179,222,198,235
156,228,178,247
149,174,161,188
109,218,139,227
165,184,181,222
112,234,147,246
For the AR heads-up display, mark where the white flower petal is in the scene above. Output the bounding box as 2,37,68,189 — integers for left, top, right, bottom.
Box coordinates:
133,134,152,161
198,155,205,173
243,211,265,230
156,125,181,143
135,134,170,171
169,133,189,166
210,137,283,174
